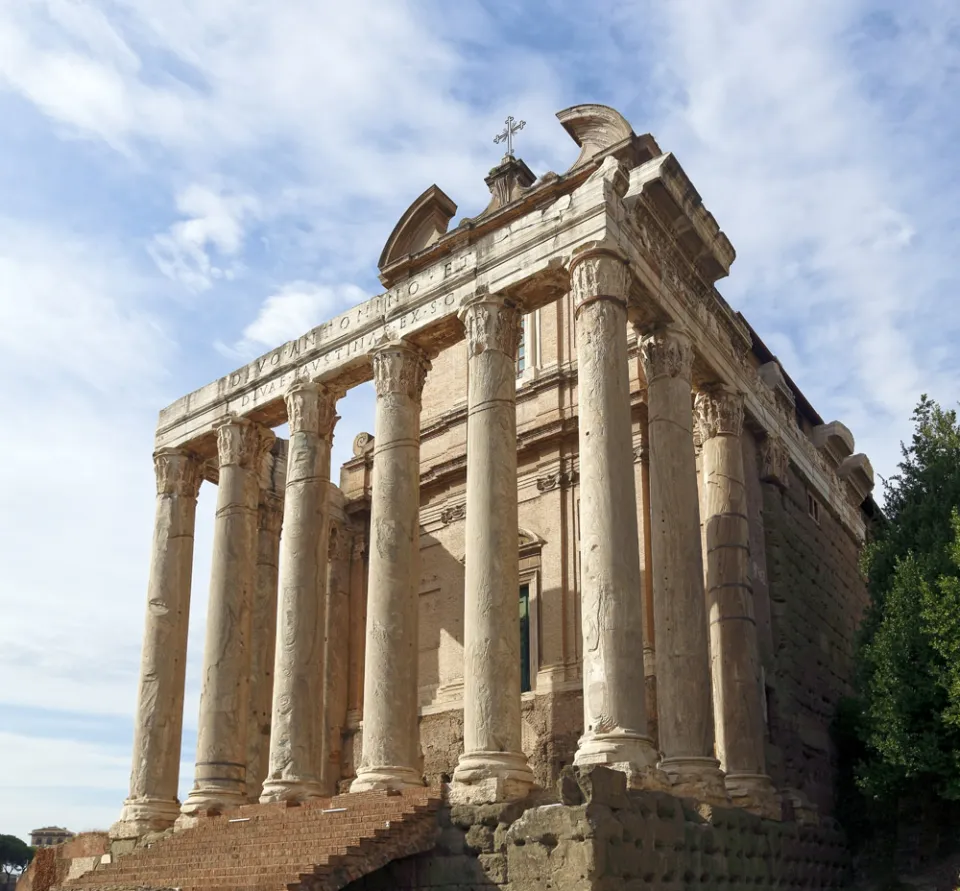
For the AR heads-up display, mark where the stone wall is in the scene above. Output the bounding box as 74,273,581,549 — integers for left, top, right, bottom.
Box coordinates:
342,767,849,891
759,462,869,816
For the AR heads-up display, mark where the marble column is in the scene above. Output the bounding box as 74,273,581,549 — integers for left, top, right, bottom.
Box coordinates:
351,341,430,792
569,250,660,786
451,295,535,803
638,325,727,804
183,417,275,814
245,475,283,803
637,427,659,748
112,449,202,838
261,382,339,802
696,385,780,818
321,494,352,795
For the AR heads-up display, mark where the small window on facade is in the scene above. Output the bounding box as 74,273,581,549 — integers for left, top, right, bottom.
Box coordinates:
516,315,527,377
807,490,821,524
519,584,531,693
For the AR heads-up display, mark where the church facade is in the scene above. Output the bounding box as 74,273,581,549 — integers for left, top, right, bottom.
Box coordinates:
111,105,877,851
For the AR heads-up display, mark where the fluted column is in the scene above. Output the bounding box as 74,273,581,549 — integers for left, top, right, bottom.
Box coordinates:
569,249,661,786
696,385,780,818
246,474,283,802
351,341,430,792
321,496,352,795
261,382,339,802
638,325,727,804
183,418,275,814
451,294,535,803
112,449,202,838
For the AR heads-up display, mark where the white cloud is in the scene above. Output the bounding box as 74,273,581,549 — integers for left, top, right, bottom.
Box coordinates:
613,0,960,482
216,281,368,358
0,221,172,712
149,183,260,291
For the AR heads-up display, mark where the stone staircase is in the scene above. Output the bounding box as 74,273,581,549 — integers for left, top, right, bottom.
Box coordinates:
61,786,442,891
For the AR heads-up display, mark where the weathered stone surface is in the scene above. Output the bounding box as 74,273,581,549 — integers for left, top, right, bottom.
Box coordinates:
452,295,533,804
261,382,339,802
352,341,430,792
570,248,659,785
182,418,274,815
695,384,779,819
638,326,726,805
112,450,202,837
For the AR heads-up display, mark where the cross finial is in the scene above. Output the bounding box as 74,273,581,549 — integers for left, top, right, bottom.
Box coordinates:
493,115,526,158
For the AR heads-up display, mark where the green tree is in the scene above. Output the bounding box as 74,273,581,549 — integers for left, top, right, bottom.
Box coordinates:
0,833,34,876
854,397,960,801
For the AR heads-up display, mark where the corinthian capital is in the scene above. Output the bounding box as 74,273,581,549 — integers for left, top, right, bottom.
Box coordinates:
569,248,629,313
371,341,430,401
695,385,745,441
215,416,276,471
284,381,339,438
638,325,694,383
461,296,522,359
154,448,202,498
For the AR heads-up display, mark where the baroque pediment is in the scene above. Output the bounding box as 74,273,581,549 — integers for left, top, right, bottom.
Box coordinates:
378,185,457,286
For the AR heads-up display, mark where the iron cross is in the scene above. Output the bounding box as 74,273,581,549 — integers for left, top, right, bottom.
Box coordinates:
494,115,526,157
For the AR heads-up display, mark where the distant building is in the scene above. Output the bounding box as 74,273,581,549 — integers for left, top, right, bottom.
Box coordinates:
29,826,74,848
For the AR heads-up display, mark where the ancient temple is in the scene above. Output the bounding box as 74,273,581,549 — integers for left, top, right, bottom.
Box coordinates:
41,105,877,891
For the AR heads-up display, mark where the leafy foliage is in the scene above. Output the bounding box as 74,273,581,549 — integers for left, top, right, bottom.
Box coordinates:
853,397,960,802
0,833,34,875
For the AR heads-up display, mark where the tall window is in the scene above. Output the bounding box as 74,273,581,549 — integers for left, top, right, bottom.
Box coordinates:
519,584,531,693
516,315,526,377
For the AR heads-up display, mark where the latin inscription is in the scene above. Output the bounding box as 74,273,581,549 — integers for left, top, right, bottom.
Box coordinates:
223,256,472,411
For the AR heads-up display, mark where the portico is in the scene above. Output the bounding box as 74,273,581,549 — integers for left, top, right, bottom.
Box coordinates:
112,104,875,840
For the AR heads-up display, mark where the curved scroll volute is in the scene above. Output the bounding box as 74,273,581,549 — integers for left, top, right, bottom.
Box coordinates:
378,185,457,284
556,104,636,171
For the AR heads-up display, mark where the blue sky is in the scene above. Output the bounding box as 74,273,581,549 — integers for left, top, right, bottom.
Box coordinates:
1,0,958,842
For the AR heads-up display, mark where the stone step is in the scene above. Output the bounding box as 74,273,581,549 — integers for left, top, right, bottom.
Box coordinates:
61,788,440,891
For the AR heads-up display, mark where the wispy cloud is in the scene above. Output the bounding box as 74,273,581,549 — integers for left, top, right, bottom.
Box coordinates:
150,183,260,291
216,281,368,359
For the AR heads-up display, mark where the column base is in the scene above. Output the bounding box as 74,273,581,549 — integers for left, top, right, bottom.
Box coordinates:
109,797,180,839
349,765,423,793
450,751,535,804
180,784,248,817
259,777,326,804
574,731,668,790
660,756,730,806
726,772,782,820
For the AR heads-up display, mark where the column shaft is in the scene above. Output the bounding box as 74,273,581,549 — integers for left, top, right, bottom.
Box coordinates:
183,418,274,814
570,251,660,785
112,449,202,837
639,326,727,803
696,386,779,818
246,484,283,802
452,296,534,803
351,341,429,792
321,505,352,795
261,383,338,802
